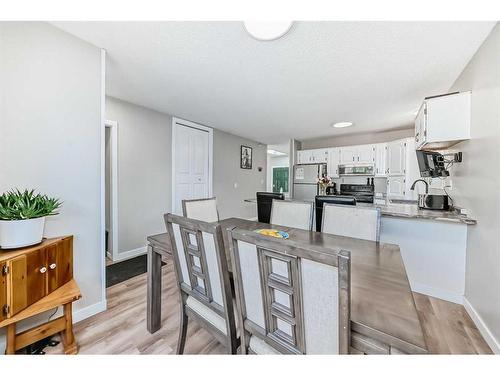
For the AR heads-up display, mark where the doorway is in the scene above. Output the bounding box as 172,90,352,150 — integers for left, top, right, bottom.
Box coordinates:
272,167,289,194
172,117,213,214
104,120,118,263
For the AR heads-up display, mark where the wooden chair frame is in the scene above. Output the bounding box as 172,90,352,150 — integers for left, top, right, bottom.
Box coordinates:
270,199,314,231
181,197,219,222
321,203,381,242
164,213,238,354
227,228,351,354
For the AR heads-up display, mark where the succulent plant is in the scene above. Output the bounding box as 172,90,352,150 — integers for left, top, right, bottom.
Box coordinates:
0,189,62,220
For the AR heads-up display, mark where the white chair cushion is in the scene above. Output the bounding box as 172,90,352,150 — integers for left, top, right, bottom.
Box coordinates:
270,200,312,230
184,199,219,222
186,296,240,336
322,204,379,241
249,335,280,354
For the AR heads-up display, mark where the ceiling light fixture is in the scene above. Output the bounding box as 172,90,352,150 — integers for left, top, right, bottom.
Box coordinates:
267,149,287,156
332,122,354,128
244,21,293,41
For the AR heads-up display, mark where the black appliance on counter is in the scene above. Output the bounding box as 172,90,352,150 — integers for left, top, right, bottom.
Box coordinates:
338,184,375,203
314,195,357,232
416,150,449,178
325,182,337,195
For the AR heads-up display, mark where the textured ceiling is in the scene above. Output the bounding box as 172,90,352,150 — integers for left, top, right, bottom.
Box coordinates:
52,21,495,144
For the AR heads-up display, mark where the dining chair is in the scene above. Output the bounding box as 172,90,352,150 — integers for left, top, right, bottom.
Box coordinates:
164,213,238,354
228,228,351,354
256,192,284,224
321,203,381,242
314,196,356,232
182,197,219,222
270,200,313,230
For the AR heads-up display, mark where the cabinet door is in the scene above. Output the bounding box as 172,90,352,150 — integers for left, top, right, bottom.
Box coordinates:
340,146,356,164
47,237,73,293
375,143,387,176
25,249,48,306
1,261,6,323
387,176,406,198
327,148,340,177
313,148,329,163
8,255,28,316
414,104,426,149
387,140,406,175
357,145,375,164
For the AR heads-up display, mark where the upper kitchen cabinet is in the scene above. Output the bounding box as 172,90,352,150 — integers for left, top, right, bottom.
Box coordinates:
327,147,340,177
415,91,471,150
374,143,387,177
339,146,357,164
297,148,328,164
339,145,374,165
387,139,406,176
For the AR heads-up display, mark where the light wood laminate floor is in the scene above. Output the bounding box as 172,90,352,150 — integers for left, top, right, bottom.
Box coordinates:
46,263,492,355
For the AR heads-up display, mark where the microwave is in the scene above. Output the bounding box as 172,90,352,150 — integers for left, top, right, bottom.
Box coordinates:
338,164,375,176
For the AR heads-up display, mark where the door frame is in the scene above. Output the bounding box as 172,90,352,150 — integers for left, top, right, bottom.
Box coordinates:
171,117,214,214
104,120,119,262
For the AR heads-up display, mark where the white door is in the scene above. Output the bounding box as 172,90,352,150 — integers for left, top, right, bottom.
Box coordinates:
387,176,406,198
340,146,356,164
327,148,340,177
173,120,212,214
387,140,406,175
357,144,375,164
374,143,387,176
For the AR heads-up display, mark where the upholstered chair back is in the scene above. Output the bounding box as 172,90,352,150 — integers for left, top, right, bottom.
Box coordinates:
322,204,381,242
228,228,351,354
270,200,313,230
182,197,219,223
165,213,237,347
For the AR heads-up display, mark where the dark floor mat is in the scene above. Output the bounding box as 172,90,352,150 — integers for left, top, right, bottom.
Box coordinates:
106,254,165,287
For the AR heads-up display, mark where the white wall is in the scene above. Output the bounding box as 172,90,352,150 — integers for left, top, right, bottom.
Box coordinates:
0,22,104,352
213,130,267,219
447,23,500,353
301,128,414,149
105,97,171,259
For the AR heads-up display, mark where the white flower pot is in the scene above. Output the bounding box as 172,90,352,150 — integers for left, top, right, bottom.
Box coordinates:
0,217,46,249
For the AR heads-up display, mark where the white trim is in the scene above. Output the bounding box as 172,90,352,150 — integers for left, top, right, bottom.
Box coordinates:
104,119,119,262
410,281,463,305
463,297,499,354
98,48,108,313
171,117,214,215
73,300,107,323
112,246,148,263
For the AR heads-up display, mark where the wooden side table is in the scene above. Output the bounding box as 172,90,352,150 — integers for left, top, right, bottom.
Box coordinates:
0,278,81,354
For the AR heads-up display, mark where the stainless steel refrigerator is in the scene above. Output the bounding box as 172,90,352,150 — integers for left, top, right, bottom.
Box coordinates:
293,163,327,201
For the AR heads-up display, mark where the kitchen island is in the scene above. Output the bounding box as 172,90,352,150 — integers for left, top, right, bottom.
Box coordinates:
245,197,476,303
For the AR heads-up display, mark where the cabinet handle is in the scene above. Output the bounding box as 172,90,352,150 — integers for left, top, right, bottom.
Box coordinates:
40,266,47,274
49,263,57,270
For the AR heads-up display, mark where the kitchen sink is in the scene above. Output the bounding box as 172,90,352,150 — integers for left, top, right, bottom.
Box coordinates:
389,199,418,205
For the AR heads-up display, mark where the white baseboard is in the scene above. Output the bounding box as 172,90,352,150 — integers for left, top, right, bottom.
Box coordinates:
112,246,147,263
73,300,107,323
411,281,464,305
463,297,499,354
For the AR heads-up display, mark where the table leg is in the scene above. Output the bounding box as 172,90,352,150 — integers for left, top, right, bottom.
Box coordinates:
147,244,162,333
62,302,78,354
5,323,16,354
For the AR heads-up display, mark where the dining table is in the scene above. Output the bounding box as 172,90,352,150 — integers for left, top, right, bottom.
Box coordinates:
146,217,428,354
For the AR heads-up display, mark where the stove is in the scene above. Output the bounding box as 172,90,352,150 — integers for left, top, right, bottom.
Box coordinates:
339,184,375,203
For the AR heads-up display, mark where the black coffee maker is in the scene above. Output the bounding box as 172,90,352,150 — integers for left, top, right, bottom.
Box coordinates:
325,182,337,195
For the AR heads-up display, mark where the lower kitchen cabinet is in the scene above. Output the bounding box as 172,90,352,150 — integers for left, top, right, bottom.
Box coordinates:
387,176,406,198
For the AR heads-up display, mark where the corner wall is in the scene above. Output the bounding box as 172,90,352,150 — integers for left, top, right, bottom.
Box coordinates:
448,23,500,353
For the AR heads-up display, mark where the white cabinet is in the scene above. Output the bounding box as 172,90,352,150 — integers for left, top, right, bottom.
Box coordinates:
415,91,471,150
327,148,340,177
297,149,328,164
374,143,387,177
387,139,406,176
387,176,406,198
339,146,357,164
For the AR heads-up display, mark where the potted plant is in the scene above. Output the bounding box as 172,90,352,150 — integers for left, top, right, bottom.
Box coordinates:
0,189,62,249
317,175,332,195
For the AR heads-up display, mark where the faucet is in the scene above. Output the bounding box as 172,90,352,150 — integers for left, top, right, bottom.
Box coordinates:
410,179,429,194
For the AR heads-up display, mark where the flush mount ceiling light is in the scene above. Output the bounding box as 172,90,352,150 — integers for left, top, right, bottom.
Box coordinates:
267,149,287,156
244,21,293,41
332,122,354,128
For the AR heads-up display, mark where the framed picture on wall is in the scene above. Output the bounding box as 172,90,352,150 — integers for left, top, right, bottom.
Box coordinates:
240,145,253,169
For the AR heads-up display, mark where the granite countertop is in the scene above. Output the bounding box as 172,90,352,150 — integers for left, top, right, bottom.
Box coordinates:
244,198,477,225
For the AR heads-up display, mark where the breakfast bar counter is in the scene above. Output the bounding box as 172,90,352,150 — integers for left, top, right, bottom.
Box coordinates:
147,217,428,354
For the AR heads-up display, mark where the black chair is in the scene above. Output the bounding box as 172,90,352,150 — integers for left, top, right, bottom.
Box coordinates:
256,192,284,223
315,196,356,232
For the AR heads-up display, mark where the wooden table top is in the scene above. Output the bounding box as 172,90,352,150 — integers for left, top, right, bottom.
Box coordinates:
147,217,427,353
